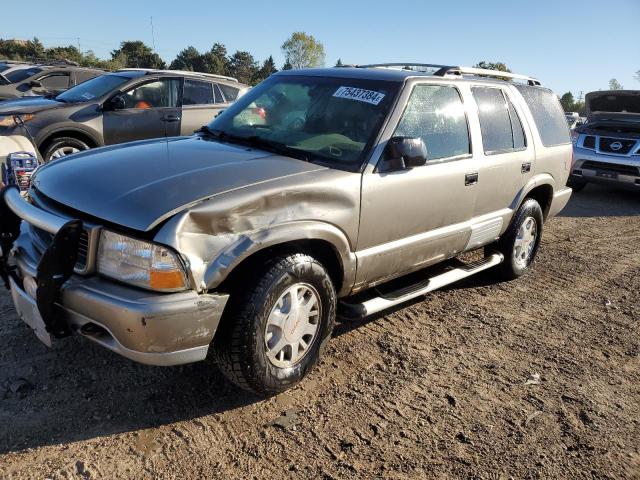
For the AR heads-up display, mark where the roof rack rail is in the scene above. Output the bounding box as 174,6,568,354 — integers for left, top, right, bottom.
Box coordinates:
353,63,541,86
117,68,239,83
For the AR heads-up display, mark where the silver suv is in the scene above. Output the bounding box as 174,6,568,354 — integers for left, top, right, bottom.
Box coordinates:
0,64,573,394
569,90,640,191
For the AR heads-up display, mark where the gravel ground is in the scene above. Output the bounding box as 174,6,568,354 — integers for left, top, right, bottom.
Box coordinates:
0,183,639,479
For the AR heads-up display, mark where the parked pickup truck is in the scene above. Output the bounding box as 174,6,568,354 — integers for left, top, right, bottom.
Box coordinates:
0,64,572,395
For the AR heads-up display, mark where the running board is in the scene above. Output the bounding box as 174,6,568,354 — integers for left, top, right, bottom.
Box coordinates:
340,253,503,319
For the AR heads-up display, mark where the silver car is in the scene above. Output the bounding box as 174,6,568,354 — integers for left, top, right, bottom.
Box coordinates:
569,90,640,191
0,64,572,394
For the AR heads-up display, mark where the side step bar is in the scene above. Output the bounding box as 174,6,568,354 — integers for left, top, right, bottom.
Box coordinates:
340,253,504,319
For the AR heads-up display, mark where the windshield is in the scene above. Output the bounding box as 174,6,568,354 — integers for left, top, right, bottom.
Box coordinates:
4,67,42,83
208,75,400,170
56,74,130,103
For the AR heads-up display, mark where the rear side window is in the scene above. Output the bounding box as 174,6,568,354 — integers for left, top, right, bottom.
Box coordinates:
75,70,100,84
183,79,214,105
38,73,70,90
219,84,239,102
515,84,570,146
394,84,470,162
472,87,526,153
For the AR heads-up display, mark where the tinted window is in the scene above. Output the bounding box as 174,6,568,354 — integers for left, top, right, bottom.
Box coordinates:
507,99,526,149
219,84,239,102
515,84,570,146
394,84,470,162
213,84,224,103
122,78,181,109
56,74,130,102
5,67,42,83
472,87,515,153
75,70,100,84
38,73,70,90
183,79,214,105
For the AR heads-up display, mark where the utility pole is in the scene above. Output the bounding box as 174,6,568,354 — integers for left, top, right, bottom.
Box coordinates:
76,37,81,53
150,16,156,50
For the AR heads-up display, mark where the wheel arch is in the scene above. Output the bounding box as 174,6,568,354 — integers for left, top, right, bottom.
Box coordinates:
517,174,555,220
38,127,102,154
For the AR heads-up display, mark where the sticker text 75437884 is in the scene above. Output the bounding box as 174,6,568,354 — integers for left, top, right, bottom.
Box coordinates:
333,86,386,106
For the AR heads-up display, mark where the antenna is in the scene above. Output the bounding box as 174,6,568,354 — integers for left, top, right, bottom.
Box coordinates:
150,16,156,50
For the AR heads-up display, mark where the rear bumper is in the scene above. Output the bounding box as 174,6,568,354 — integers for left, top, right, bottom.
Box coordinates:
547,187,572,218
572,148,640,188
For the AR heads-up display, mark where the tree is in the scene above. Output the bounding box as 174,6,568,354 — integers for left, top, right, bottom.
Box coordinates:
170,46,203,71
111,41,165,69
281,32,325,69
474,61,511,73
45,45,83,64
335,58,343,67
254,55,277,83
559,92,575,112
201,43,229,75
609,78,623,90
228,50,258,85
282,59,292,71
635,70,640,83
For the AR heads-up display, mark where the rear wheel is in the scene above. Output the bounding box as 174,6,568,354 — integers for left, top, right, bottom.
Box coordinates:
213,253,336,395
491,198,544,280
43,137,90,162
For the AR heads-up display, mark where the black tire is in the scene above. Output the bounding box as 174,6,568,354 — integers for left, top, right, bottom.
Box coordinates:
490,198,544,280
213,253,336,395
42,137,90,162
567,177,587,192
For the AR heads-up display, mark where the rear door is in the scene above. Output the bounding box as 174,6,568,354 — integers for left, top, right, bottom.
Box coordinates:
103,77,182,144
179,79,226,135
469,86,532,221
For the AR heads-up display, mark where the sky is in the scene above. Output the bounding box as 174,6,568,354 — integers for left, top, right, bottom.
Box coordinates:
2,0,639,97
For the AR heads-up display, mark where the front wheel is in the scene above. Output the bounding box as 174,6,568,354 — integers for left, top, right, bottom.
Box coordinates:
43,137,90,162
490,198,544,280
213,253,336,395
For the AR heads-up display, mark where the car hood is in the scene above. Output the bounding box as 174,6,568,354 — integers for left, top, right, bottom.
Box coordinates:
32,136,326,232
0,96,66,114
586,90,640,120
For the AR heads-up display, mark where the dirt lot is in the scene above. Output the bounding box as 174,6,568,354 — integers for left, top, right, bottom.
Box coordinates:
0,183,639,479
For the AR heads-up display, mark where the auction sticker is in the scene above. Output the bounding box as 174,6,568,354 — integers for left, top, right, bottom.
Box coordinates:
333,86,385,105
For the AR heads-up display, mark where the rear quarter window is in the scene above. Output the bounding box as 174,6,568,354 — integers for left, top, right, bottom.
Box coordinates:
219,84,239,102
515,85,570,147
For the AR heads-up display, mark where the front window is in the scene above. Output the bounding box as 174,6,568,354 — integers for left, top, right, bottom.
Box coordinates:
208,75,400,170
121,78,181,109
56,74,131,103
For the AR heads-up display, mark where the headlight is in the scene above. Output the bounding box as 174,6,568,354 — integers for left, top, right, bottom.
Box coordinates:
0,114,34,128
97,230,188,292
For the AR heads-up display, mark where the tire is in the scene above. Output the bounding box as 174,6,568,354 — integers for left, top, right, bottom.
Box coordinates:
213,252,336,395
491,198,544,280
43,137,90,162
567,177,587,192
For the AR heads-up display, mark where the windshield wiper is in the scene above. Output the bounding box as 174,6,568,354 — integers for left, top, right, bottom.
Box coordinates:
198,128,311,162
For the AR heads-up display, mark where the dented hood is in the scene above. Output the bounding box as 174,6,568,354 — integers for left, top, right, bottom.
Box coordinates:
32,136,325,231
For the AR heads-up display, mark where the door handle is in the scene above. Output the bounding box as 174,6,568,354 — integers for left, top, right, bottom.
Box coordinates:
163,114,181,122
521,162,531,173
465,172,479,186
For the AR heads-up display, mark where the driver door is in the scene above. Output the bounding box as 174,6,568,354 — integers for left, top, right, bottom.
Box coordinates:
356,83,478,286
103,77,182,145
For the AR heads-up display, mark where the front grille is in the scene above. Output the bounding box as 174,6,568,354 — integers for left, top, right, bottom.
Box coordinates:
581,160,640,176
30,225,91,270
583,135,596,149
599,137,637,155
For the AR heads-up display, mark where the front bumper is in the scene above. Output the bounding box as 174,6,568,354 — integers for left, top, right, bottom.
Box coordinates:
3,188,229,366
571,147,640,188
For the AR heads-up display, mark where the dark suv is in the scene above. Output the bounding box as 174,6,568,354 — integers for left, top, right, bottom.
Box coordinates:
0,63,103,100
0,69,248,160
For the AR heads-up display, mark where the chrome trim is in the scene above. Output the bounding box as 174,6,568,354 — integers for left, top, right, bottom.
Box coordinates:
4,187,68,234
577,134,640,157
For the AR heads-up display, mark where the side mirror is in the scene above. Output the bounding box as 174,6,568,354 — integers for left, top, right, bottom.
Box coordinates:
29,80,42,89
107,94,126,111
383,136,428,171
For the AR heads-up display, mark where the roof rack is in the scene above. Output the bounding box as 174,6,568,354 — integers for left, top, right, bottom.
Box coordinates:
353,63,541,86
117,68,238,83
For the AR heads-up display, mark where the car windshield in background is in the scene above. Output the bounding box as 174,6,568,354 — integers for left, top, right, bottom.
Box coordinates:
208,75,400,170
4,67,42,83
56,74,129,103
